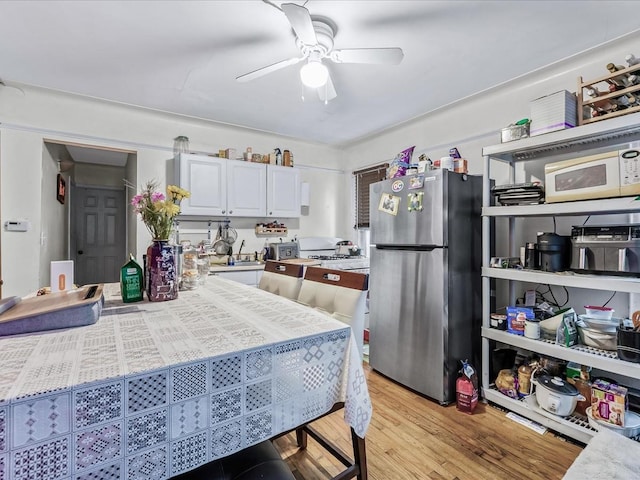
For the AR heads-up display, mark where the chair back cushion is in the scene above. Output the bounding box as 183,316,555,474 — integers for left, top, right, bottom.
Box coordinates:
258,261,304,300
297,267,368,358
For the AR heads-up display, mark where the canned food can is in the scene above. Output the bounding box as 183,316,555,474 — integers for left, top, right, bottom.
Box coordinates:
524,318,541,339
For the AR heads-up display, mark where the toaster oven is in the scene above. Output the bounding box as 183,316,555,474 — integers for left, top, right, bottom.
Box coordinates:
268,242,299,261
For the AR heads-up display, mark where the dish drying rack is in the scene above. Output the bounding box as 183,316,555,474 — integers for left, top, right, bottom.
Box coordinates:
174,220,235,256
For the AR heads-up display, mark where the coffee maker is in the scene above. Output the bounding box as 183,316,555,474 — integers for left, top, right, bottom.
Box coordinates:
537,232,571,272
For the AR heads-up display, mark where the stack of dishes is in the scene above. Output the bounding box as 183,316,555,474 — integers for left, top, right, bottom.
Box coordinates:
576,308,619,351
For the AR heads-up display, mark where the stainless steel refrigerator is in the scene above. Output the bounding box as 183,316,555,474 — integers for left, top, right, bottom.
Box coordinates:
368,169,482,404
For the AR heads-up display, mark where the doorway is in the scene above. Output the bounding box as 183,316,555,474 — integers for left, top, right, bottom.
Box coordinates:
43,140,134,286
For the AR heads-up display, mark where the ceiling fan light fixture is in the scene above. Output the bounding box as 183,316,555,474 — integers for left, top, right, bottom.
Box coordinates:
300,60,328,88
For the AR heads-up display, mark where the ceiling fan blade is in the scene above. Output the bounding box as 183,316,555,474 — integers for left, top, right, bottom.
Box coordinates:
318,73,337,103
281,3,317,45
330,48,404,65
236,57,303,82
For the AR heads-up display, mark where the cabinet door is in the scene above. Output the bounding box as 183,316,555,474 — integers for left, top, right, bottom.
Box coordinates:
266,166,300,218
176,154,227,216
227,161,266,217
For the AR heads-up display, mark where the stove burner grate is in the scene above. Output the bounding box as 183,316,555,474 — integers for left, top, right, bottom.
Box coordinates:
308,254,361,260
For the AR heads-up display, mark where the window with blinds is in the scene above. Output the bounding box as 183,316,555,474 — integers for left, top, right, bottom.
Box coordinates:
353,163,388,228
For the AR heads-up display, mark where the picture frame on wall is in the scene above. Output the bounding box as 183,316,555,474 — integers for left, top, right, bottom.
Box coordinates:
57,174,66,204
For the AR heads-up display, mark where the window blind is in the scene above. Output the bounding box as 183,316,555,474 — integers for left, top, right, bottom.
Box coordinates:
353,163,388,228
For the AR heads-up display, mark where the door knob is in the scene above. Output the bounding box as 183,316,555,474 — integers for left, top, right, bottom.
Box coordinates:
78,250,84,255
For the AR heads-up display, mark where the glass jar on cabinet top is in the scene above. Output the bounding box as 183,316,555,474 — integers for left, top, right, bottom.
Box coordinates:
180,240,199,290
173,136,189,156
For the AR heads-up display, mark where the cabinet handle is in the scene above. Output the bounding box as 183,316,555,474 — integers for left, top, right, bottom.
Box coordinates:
222,210,226,214
269,211,273,215
618,248,629,272
229,210,233,214
579,247,587,269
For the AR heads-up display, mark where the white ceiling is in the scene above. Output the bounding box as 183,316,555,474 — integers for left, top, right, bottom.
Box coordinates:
1,1,639,147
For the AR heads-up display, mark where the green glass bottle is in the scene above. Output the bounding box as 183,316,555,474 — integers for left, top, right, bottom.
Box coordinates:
120,254,143,302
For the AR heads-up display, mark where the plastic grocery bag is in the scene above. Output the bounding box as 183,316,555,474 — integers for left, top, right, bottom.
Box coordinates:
456,360,479,414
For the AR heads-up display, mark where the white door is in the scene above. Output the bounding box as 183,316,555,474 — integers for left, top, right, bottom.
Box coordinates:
266,165,301,218
176,154,227,216
227,161,266,217
72,186,126,285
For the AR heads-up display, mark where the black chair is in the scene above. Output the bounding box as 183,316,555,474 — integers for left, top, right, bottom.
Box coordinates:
169,440,295,480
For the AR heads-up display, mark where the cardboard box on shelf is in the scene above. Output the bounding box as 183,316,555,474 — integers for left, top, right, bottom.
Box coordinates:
454,158,468,174
225,148,236,160
591,379,627,427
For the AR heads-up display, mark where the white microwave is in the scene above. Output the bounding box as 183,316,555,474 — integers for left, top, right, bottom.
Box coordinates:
544,149,640,203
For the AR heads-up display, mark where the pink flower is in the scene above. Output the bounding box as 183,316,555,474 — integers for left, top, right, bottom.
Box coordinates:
151,192,165,202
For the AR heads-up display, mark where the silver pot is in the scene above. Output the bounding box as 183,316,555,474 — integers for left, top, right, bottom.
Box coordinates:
533,374,585,416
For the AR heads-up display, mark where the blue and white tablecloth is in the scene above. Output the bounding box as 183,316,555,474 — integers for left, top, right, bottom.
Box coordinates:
0,277,371,480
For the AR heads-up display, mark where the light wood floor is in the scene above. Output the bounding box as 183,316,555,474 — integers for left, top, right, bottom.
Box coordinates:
274,364,583,480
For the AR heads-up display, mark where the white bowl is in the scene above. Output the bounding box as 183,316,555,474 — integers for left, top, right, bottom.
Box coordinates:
576,322,617,350
586,407,640,438
584,306,614,320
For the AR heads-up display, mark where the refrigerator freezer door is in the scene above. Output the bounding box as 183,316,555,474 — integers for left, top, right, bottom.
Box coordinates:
369,172,445,246
369,247,449,402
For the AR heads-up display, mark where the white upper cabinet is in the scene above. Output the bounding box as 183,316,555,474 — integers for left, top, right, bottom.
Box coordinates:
227,161,267,217
175,154,227,216
266,165,301,218
175,154,301,218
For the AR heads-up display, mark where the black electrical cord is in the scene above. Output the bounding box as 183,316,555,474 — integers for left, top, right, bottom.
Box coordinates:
583,215,591,226
601,291,616,307
534,284,569,309
553,216,557,234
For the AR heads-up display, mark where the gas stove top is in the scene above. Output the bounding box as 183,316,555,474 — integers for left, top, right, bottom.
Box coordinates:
308,254,364,260
305,255,370,272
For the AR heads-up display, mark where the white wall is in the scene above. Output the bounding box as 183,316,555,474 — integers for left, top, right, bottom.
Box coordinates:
0,86,345,296
39,142,71,287
74,163,125,188
344,31,640,179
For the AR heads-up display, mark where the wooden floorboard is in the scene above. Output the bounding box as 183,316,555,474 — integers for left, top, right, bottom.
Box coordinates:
274,364,583,480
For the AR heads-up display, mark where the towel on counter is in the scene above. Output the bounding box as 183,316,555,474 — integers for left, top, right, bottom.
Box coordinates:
562,428,640,479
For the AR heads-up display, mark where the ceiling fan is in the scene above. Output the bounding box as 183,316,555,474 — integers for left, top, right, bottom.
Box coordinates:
236,2,404,103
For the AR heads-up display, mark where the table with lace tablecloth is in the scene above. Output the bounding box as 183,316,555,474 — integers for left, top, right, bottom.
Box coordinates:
0,277,371,480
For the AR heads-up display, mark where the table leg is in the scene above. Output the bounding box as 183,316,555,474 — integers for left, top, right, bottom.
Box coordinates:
296,426,308,449
351,428,368,480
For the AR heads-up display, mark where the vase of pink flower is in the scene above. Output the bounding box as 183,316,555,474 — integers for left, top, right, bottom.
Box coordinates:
131,180,190,301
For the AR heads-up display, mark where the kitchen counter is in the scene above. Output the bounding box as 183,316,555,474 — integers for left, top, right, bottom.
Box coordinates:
209,258,322,273
209,263,265,273
279,258,322,266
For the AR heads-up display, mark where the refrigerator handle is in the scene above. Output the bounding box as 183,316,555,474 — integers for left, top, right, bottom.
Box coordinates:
374,244,441,252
